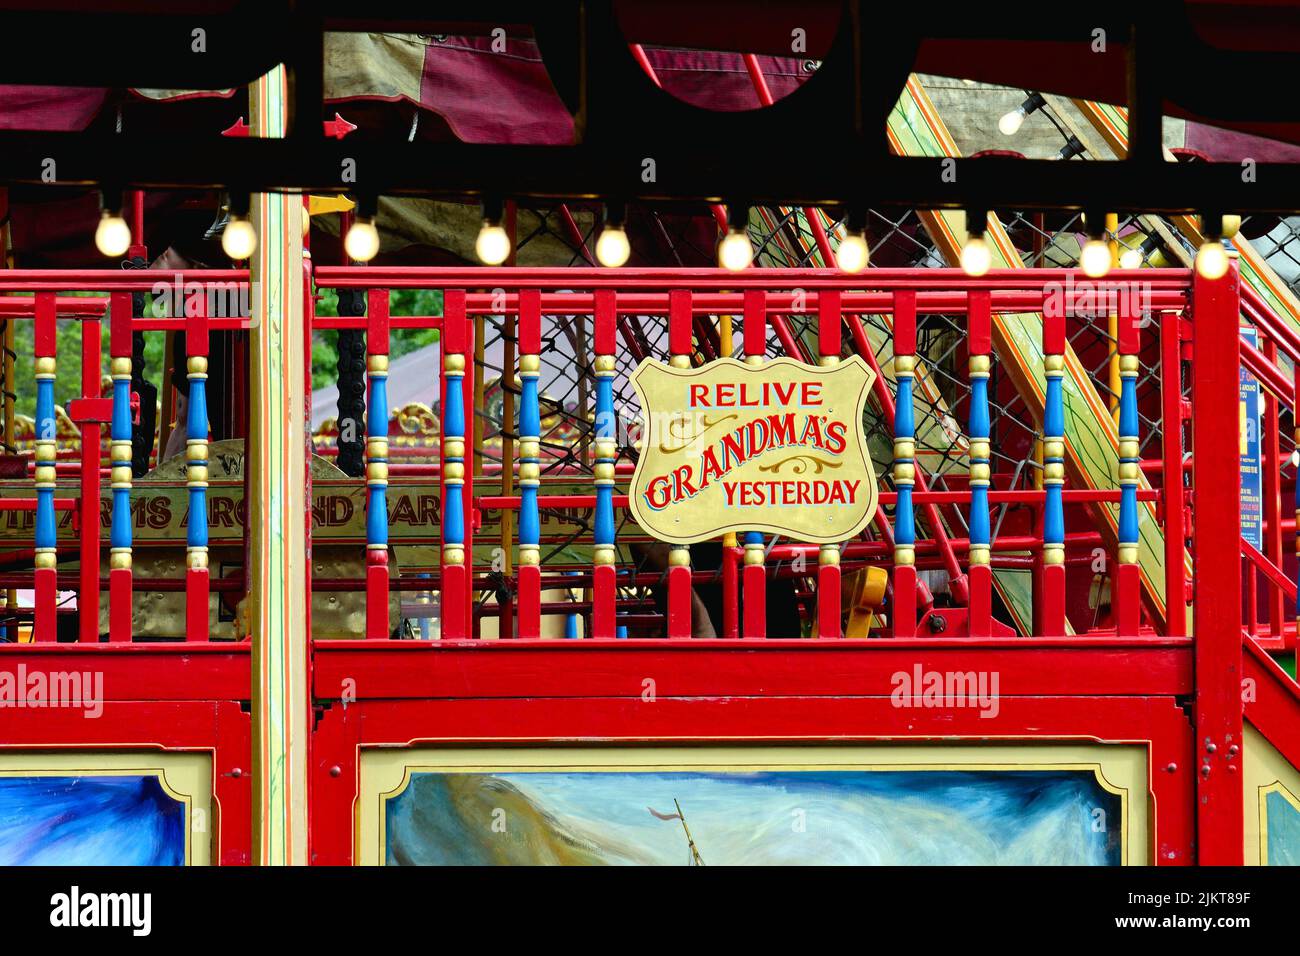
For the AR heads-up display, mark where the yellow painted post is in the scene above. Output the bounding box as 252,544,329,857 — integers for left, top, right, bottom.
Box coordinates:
1106,212,1121,422
248,65,309,865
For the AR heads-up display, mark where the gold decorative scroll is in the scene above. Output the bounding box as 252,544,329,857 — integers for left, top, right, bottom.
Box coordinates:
629,356,878,545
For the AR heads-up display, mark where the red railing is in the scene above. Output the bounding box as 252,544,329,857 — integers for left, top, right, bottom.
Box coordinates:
310,266,1212,642
0,269,249,642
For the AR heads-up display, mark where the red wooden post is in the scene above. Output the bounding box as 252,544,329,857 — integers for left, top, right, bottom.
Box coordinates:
966,290,993,637
516,289,542,638
1191,263,1243,864
365,289,391,638
440,292,469,639
817,289,843,638
741,289,768,637
108,292,134,642
184,305,210,641
591,289,619,638
1261,339,1284,638
666,289,693,638
1159,312,1189,636
32,292,57,642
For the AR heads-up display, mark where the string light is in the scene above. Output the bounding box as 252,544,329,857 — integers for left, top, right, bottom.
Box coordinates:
94,189,131,258
998,92,1045,137
221,191,257,261
595,201,630,267
960,210,992,277
717,202,753,271
475,196,511,265
836,208,869,273
1079,212,1110,278
1195,213,1230,280
344,194,380,262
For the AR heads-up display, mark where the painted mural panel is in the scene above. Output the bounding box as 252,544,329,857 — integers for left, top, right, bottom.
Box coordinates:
359,745,1148,866
1244,725,1300,865
0,752,212,865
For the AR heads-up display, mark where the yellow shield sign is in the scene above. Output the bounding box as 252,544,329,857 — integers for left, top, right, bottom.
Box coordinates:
629,356,879,544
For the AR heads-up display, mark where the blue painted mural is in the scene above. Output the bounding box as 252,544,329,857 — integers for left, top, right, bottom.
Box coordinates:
385,769,1122,865
1266,789,1300,866
0,775,186,865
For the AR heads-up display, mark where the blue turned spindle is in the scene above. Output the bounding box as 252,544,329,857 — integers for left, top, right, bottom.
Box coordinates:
968,362,991,563
33,354,57,572
110,356,133,568
366,354,389,560
442,348,466,560
891,291,919,635
1117,354,1140,565
1042,356,1066,564
186,354,209,571
518,352,540,565
893,357,917,565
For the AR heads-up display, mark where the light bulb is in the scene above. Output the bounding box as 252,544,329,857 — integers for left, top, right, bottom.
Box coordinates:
717,228,753,271
836,231,869,273
221,217,257,260
1119,247,1143,270
1221,214,1241,239
476,221,511,265
595,225,630,267
344,217,380,262
95,211,131,258
1195,241,1229,280
998,107,1027,136
1079,238,1111,278
960,235,991,277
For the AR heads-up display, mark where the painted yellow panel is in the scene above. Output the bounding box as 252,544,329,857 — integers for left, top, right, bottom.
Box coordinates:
628,356,878,544
358,743,1147,865
1243,724,1300,865
0,750,212,865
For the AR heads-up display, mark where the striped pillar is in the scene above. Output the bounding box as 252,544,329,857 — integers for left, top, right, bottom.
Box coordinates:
666,289,693,638
1041,308,1068,635
816,290,843,638
247,63,309,866
517,289,542,638
441,291,468,638
891,290,918,636
967,291,993,636
741,289,767,638
364,289,390,638
1114,300,1142,634
109,293,134,642
185,312,210,641
592,289,618,638
32,292,57,642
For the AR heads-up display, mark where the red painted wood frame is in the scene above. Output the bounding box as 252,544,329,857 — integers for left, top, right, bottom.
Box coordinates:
309,638,1197,865
1191,267,1244,864
0,644,251,865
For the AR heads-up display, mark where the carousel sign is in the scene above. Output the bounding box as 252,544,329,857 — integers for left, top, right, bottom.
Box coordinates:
628,356,878,544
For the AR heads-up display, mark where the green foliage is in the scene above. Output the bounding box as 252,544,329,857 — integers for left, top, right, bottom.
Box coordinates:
311,287,442,389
